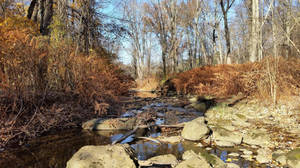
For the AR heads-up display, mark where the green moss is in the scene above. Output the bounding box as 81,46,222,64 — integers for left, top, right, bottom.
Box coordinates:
272,153,283,160
236,113,246,120
287,148,300,161
212,126,230,137
212,119,232,126
199,151,217,165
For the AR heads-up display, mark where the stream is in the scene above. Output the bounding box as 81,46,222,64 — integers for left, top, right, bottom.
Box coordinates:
0,92,263,168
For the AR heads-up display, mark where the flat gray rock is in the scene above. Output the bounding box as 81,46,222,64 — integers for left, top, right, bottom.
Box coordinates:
66,144,136,168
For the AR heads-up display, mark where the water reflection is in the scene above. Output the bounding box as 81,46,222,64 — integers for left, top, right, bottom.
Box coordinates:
0,129,261,168
0,129,114,168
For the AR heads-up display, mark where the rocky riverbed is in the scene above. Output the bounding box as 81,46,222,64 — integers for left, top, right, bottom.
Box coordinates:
1,92,299,167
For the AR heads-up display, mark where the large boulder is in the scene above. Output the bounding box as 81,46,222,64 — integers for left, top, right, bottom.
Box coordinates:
211,126,242,147
82,117,137,130
181,117,210,141
66,144,136,168
243,129,270,147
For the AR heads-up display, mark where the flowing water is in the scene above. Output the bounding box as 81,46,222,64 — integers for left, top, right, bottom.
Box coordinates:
0,129,258,168
0,93,263,168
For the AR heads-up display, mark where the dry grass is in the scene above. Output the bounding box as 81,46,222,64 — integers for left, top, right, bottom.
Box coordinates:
0,17,134,148
172,57,300,100
135,76,159,91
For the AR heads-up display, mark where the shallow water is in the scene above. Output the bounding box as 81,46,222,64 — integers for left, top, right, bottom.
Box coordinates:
0,99,264,168
0,128,263,168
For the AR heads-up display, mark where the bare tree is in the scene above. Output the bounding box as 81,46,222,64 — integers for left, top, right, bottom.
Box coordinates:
249,0,260,62
219,0,235,64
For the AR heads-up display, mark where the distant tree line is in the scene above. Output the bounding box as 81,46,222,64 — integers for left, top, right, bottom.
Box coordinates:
122,0,300,79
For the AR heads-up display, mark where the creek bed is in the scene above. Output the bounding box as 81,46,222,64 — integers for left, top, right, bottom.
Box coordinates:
0,96,267,168
0,127,263,168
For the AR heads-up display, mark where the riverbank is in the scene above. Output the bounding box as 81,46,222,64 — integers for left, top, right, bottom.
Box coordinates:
78,92,300,167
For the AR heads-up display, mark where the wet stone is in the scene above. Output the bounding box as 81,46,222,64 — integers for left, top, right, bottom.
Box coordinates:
181,117,209,141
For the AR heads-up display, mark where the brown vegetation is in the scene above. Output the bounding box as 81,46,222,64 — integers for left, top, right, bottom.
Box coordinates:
0,17,134,148
172,57,300,100
136,76,159,91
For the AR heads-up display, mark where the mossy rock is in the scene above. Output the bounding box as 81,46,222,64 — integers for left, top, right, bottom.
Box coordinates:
243,130,270,147
199,152,226,168
236,113,246,120
286,148,300,168
287,148,300,160
191,102,207,112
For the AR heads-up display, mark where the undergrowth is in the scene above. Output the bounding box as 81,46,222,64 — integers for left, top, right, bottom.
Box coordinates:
0,17,134,148
135,76,159,91
172,57,300,101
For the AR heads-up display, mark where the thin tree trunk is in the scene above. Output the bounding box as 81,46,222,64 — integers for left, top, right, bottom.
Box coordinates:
27,0,37,19
250,0,259,62
272,0,277,58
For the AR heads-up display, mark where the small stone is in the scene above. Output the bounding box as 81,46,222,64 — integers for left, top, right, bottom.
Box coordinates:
228,153,239,157
275,155,287,165
139,154,178,167
241,149,253,155
205,147,212,150
251,145,259,149
203,138,212,144
196,143,203,147
241,154,253,161
226,163,240,168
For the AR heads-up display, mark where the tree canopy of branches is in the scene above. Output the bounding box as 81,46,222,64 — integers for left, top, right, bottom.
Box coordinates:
122,0,300,79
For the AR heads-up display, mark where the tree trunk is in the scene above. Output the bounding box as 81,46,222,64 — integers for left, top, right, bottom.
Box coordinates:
250,0,259,62
27,0,37,19
162,48,167,78
223,13,231,64
42,0,53,35
272,0,278,58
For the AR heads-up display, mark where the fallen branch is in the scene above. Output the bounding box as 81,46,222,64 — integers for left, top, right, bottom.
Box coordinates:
112,126,139,145
157,123,185,128
137,136,161,144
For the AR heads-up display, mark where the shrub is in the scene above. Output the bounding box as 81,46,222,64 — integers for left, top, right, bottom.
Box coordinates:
172,57,300,101
0,17,134,147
